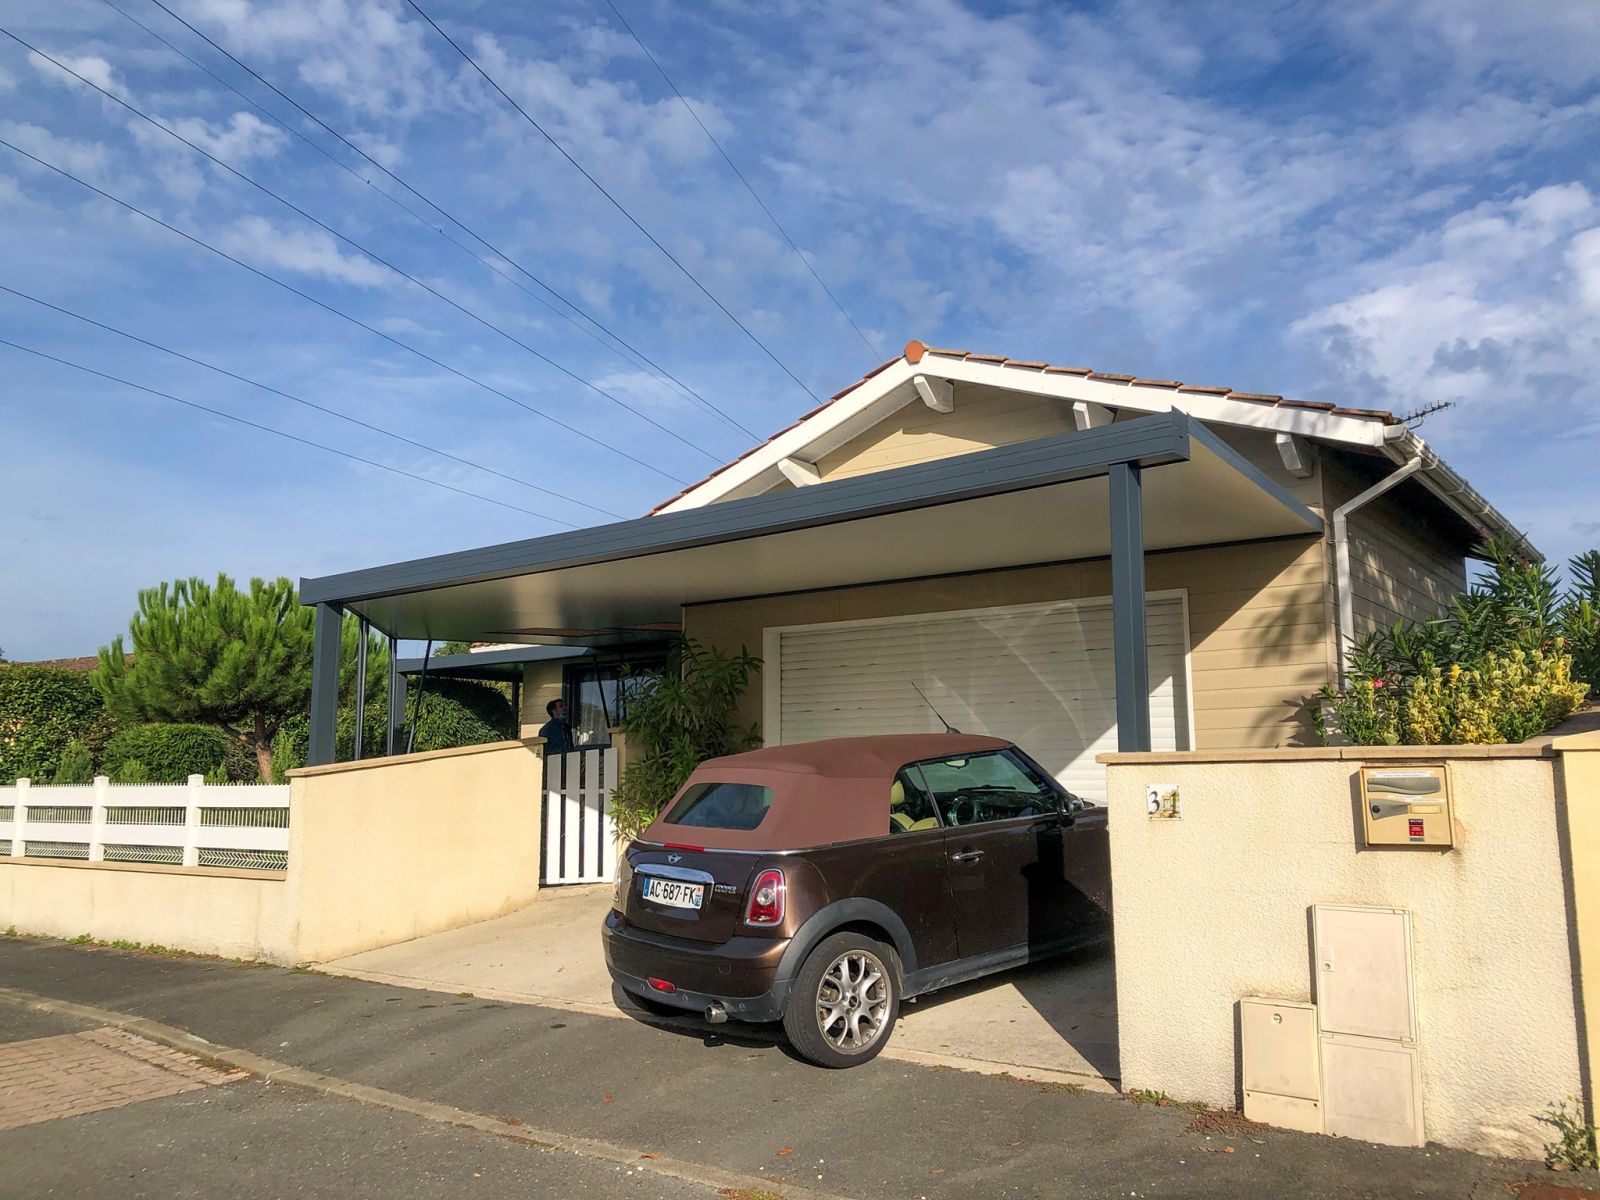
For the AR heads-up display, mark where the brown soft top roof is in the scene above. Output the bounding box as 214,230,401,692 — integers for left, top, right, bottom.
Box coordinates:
642,734,1011,852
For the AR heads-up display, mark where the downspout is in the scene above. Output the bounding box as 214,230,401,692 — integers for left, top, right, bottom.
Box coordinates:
1332,453,1424,683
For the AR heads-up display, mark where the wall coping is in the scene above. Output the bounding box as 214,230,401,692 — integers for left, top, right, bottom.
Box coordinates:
1100,743,1557,765
287,737,543,779
0,856,285,882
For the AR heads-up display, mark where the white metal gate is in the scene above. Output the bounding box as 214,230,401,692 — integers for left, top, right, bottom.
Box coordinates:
542,747,618,885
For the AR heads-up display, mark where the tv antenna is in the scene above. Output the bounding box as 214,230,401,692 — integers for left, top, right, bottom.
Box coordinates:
909,681,961,734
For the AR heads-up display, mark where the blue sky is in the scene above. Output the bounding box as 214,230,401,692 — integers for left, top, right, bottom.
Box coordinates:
3,0,1598,660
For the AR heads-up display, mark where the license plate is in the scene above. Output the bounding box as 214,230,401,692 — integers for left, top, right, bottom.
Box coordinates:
642,876,704,910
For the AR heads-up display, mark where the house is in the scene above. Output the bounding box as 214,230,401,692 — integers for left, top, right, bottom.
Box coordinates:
299,340,1530,799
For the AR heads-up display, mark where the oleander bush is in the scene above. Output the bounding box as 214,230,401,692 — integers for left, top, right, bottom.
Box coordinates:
1317,538,1594,746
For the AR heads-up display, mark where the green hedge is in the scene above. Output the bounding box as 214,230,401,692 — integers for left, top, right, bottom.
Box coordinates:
0,664,112,784
270,678,514,780
102,723,233,783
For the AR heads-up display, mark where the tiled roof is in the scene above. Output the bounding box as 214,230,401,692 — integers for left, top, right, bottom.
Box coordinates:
649,339,1400,514
9,655,122,672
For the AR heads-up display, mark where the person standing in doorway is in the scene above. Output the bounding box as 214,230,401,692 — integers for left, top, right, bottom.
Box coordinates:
538,698,571,754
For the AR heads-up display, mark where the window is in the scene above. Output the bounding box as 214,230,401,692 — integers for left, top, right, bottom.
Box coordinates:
564,657,664,748
913,750,1060,828
888,767,942,835
663,781,774,831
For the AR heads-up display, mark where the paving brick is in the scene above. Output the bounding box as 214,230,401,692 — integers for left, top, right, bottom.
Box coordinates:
0,1027,243,1131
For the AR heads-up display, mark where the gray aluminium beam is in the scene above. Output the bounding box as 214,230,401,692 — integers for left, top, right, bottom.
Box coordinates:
352,618,369,761
386,635,404,757
1108,462,1152,753
300,410,1194,606
307,603,343,767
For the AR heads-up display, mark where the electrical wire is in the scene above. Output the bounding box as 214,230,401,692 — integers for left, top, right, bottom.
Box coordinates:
601,0,884,361
5,27,719,465
0,136,686,486
0,282,623,521
403,0,824,404
116,0,760,442
0,337,574,525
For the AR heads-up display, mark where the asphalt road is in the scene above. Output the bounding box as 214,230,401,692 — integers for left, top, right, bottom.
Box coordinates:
0,934,1575,1200
0,1076,718,1200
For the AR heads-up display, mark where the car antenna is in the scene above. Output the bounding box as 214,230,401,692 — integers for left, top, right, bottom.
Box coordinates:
909,681,961,734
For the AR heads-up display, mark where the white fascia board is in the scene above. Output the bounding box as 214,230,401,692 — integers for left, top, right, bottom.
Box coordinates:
919,355,1392,448
1380,427,1539,559
655,359,920,512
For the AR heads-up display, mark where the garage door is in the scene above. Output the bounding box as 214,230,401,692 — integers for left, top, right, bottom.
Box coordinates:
769,594,1191,801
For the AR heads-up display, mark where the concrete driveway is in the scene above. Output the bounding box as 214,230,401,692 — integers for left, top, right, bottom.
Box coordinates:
323,885,1119,1088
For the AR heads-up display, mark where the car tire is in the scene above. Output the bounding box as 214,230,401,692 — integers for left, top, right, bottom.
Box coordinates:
783,931,899,1068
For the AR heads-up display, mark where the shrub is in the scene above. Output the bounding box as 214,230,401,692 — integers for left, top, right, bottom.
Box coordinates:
102,724,232,783
1317,538,1595,747
0,664,112,784
612,639,761,841
51,741,94,785
269,678,513,781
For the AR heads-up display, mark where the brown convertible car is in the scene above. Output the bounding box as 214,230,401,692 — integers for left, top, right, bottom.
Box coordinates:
602,733,1111,1067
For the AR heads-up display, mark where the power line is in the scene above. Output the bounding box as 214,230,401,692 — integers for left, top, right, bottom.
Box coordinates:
0,136,685,486
115,0,760,443
602,0,883,362
403,0,824,405
0,282,623,522
6,28,718,467
0,337,573,525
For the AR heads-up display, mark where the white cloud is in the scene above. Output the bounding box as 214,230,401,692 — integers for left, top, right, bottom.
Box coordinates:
215,216,394,288
0,121,112,179
165,112,287,164
27,50,123,95
1292,183,1600,430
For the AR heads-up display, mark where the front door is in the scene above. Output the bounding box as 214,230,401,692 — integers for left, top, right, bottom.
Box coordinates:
914,749,1074,961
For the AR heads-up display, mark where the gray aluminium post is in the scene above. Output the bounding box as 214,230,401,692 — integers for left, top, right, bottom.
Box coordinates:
1108,462,1152,752
307,602,343,767
353,617,369,761
386,635,403,756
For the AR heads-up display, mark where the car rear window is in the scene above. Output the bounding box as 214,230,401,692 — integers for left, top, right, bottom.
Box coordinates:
663,781,774,830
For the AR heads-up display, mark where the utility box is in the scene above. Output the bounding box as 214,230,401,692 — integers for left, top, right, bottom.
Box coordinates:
1359,764,1453,848
1240,998,1321,1133
1313,905,1423,1147
1320,1033,1424,1146
1313,905,1416,1041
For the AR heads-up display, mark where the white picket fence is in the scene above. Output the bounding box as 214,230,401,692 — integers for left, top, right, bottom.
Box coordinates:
542,748,618,885
3,776,290,873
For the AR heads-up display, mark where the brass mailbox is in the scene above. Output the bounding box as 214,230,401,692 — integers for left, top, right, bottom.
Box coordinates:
1358,765,1453,848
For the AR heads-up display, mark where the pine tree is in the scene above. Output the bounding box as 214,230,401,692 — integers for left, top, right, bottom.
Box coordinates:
94,575,381,782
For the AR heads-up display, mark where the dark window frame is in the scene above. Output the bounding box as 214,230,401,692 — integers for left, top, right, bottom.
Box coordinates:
906,748,1067,830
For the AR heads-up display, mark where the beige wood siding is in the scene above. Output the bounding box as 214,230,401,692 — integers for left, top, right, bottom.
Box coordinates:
813,384,1078,482
1321,457,1468,640
685,535,1333,751
519,661,565,735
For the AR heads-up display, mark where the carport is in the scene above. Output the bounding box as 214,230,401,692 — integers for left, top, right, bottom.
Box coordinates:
299,410,1322,766
293,408,1322,1086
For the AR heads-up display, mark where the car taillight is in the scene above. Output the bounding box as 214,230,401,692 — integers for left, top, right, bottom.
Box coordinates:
745,868,785,926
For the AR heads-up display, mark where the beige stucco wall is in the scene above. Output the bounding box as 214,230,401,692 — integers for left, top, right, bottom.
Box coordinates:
687,535,1335,750
0,739,547,965
1101,746,1585,1156
0,859,293,960
283,738,544,963
1553,730,1600,1115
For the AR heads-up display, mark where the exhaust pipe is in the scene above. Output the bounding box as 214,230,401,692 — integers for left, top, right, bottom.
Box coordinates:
705,1002,728,1025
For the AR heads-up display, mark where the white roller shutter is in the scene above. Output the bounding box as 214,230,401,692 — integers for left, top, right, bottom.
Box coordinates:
771,595,1191,802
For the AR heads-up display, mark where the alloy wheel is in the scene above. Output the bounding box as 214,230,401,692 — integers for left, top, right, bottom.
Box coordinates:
815,948,890,1053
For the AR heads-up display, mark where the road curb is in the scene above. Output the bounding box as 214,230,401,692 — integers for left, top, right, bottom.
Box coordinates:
0,984,852,1200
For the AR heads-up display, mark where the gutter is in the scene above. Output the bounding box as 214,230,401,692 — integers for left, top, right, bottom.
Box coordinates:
1333,454,1424,680
1380,425,1540,562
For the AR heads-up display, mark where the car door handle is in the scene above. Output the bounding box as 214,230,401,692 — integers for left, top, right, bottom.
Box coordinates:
950,849,985,863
